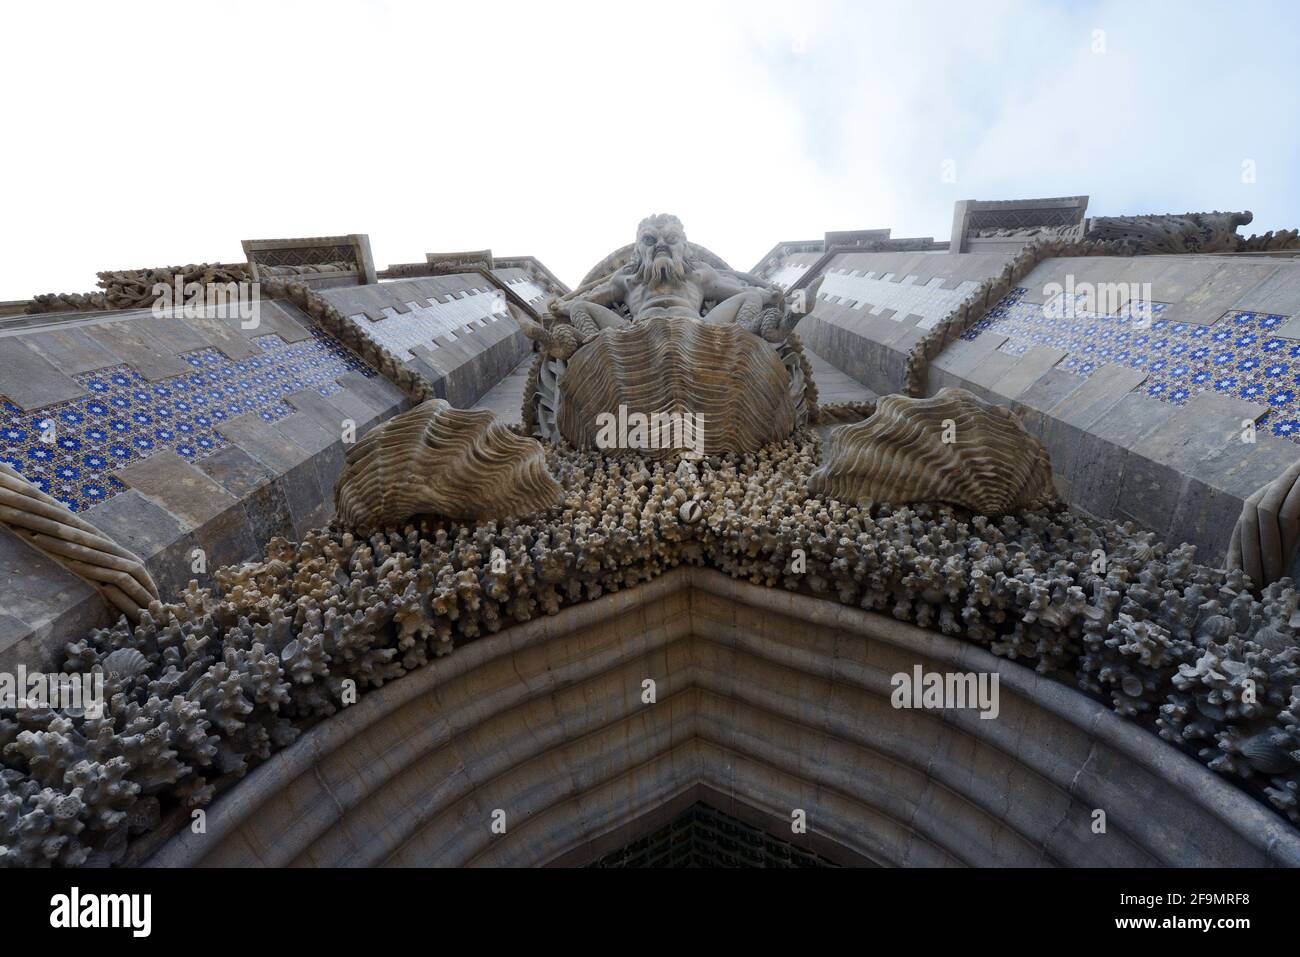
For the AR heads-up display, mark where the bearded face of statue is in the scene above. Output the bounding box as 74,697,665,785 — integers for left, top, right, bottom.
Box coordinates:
634,215,689,285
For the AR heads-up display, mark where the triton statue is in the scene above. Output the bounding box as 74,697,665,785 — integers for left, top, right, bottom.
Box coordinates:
521,214,816,357
554,213,784,327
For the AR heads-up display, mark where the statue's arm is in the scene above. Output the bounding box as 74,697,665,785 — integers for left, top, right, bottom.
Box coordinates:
554,272,625,314
702,266,781,304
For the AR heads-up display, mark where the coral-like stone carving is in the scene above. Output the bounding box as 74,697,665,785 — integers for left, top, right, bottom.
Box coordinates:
555,316,797,457
1238,229,1300,252
968,210,1253,254
809,388,1055,515
333,399,562,533
27,263,254,314
7,430,1300,866
1080,210,1253,254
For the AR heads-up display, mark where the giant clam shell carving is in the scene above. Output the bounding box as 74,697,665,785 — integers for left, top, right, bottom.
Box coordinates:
556,316,797,457
809,388,1056,515
334,399,562,533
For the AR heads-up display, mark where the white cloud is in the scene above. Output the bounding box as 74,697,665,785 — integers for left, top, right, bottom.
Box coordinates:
0,0,1296,300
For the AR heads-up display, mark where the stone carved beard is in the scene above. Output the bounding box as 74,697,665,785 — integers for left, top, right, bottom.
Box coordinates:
635,242,689,286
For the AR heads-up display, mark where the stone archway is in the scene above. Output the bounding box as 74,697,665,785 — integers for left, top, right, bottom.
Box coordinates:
146,569,1300,868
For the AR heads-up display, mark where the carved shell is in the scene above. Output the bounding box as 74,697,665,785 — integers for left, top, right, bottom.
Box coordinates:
1239,732,1293,775
102,648,150,678
556,316,797,457
809,388,1056,515
334,399,562,533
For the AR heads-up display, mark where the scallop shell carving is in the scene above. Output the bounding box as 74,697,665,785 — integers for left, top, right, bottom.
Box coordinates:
556,316,796,457
333,399,562,534
809,388,1056,515
102,648,150,678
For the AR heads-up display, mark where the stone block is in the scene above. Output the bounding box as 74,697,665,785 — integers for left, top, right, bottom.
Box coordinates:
249,300,313,343
217,413,313,474
19,327,121,376
1016,367,1084,416
1150,392,1267,473
1161,262,1279,326
193,444,276,499
81,488,198,598
961,347,1019,403
1167,475,1246,560
242,475,296,545
113,451,240,531
175,312,260,359
1087,392,1180,451
0,526,108,669
337,371,406,418
281,457,329,536
936,333,1008,381
0,338,87,410
1132,258,1224,306
86,320,190,380
1115,453,1188,540
191,501,260,574
1197,432,1299,500
272,407,339,457
993,345,1067,400
1049,363,1147,430
1237,264,1300,320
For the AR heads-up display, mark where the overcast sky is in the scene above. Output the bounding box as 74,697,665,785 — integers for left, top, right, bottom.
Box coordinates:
2,0,1297,300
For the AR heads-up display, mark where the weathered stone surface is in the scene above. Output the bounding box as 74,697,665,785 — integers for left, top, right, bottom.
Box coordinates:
810,388,1055,515
1049,363,1148,430
192,444,276,500
989,345,1066,401
0,338,86,410
1237,263,1300,319
556,316,797,456
114,451,239,531
217,413,313,474
18,326,122,377
145,570,1300,869
0,525,108,670
334,399,561,534
85,319,190,380
1162,262,1279,326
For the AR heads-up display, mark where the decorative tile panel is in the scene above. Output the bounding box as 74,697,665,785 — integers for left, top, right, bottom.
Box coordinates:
0,331,373,511
966,287,1298,438
354,289,511,360
819,270,982,330
770,263,810,288
506,278,547,303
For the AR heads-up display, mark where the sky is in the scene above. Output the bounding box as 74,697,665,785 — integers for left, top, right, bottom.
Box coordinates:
1,0,1297,300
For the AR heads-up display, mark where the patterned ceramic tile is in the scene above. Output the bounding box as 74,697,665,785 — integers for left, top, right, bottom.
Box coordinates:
770,263,810,288
0,330,373,512
819,270,983,330
356,288,509,360
506,278,547,303
966,287,1296,438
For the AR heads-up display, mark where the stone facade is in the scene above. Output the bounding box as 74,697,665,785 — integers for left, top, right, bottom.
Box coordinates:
5,207,1300,870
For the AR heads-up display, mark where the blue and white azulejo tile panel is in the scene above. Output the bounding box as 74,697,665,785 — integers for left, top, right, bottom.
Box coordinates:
0,330,373,512
965,287,1297,439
